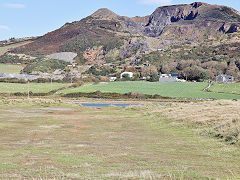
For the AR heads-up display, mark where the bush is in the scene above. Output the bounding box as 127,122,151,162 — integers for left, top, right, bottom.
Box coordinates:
0,78,27,84
0,53,31,64
22,58,70,74
148,73,159,82
70,82,84,88
63,91,172,99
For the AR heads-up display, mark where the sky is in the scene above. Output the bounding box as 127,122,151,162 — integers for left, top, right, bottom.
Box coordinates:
0,0,239,40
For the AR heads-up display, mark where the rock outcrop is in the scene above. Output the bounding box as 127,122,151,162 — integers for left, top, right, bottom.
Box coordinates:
219,23,240,33
142,3,203,37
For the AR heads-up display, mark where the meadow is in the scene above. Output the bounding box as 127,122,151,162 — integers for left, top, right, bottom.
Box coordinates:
0,64,24,74
59,81,240,99
0,82,70,93
0,98,240,179
146,100,240,146
209,83,240,95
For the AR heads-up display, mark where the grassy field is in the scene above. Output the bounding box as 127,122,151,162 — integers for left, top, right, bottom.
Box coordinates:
0,98,240,179
209,83,240,95
59,81,240,99
146,100,240,146
0,41,31,55
0,64,24,73
0,83,70,93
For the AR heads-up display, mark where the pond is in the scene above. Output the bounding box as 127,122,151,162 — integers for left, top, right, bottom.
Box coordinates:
75,103,143,107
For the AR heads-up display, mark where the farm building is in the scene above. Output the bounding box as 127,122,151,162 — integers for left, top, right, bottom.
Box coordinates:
159,77,178,82
120,72,134,79
216,74,234,83
159,73,182,82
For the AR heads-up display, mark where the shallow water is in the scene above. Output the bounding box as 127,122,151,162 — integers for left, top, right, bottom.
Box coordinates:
75,103,143,107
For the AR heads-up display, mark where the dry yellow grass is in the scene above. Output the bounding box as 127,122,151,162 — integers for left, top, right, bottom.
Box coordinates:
142,100,240,144
1,98,240,179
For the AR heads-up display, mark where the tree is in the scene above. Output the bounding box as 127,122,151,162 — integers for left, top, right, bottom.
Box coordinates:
183,66,209,81
141,66,158,77
122,74,131,81
226,61,239,78
234,59,240,71
149,73,159,82
161,62,177,74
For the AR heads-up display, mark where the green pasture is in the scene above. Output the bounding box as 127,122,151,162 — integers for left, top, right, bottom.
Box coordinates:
59,81,240,99
0,83,70,93
209,83,240,95
0,64,24,73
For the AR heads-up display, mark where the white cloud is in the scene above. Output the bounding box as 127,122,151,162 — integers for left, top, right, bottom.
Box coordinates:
4,3,25,8
0,25,9,30
140,0,172,5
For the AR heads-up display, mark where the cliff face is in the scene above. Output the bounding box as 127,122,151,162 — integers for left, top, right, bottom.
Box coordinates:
121,2,240,37
142,2,202,37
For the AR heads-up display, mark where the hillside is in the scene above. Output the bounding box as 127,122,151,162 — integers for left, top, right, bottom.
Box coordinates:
1,2,240,80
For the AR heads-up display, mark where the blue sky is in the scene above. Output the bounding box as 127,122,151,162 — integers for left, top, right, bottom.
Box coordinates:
0,0,239,40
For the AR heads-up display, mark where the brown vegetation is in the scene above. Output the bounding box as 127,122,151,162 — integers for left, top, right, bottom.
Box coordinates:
143,100,240,145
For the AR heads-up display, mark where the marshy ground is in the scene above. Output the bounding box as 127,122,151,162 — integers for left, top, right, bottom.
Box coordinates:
0,98,240,179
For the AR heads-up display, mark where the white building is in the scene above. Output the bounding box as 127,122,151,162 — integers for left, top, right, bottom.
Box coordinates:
109,77,117,82
216,74,234,83
120,72,134,79
159,73,186,82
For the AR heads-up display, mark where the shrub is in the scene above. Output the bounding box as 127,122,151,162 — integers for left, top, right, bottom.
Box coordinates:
22,58,70,74
87,65,116,76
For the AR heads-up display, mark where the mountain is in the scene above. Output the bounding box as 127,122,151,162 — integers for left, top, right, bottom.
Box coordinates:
4,2,240,80
11,2,240,54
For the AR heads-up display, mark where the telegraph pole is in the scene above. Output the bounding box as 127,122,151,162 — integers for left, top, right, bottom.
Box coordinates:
27,80,30,99
70,73,73,84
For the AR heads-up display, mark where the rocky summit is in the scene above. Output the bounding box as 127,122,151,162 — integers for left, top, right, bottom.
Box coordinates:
2,2,240,80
